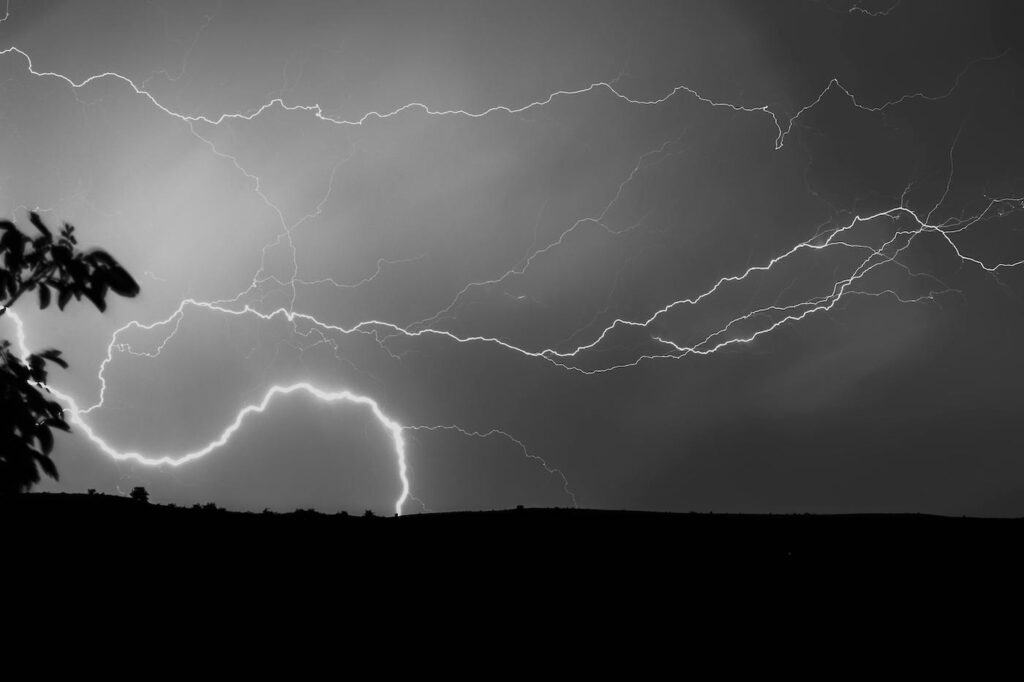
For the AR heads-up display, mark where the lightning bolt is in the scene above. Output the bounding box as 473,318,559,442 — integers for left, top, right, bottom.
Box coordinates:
5,332,412,513
848,1,901,18
405,425,577,508
7,306,578,514
1,3,1020,513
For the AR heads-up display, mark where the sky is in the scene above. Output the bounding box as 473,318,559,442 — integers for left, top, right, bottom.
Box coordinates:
2,0,1024,515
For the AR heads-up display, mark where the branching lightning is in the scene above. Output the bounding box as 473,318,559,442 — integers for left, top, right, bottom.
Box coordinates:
2,3,1021,513
848,1,902,18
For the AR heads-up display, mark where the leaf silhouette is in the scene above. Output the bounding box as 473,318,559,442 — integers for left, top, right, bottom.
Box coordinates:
28,212,52,239
1,213,139,492
57,287,72,310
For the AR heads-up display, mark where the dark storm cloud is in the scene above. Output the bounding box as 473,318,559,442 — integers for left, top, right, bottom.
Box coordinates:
2,0,1023,515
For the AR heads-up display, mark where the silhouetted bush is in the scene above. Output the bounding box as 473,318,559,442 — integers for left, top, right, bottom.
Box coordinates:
129,486,149,504
363,509,376,518
0,213,139,493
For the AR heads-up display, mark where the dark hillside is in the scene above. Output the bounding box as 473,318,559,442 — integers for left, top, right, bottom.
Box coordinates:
6,492,1021,564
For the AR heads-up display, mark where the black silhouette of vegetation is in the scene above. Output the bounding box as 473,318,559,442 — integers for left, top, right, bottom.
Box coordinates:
129,486,150,504
5,492,1024,573
0,213,139,494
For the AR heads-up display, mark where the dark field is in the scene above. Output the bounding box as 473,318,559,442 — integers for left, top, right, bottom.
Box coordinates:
7,492,1022,563
8,491,1019,618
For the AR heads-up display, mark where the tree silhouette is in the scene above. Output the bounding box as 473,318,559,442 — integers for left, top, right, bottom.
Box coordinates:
0,213,139,494
129,486,149,504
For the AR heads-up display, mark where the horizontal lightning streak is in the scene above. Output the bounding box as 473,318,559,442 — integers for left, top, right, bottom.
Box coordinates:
0,45,1002,148
848,1,902,18
1,29,1019,511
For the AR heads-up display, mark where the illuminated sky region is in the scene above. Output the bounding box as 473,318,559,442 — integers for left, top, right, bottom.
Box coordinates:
2,0,1024,516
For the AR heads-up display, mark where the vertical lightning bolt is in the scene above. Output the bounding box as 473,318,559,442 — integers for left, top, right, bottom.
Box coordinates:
1,2,1020,513
6,318,413,514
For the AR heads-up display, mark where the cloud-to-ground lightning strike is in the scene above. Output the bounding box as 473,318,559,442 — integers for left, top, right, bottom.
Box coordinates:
7,305,579,514
2,2,1022,513
5,330,413,513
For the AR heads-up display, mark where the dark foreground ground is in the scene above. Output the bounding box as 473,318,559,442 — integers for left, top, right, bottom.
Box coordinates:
7,492,1024,562
6,492,1022,620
